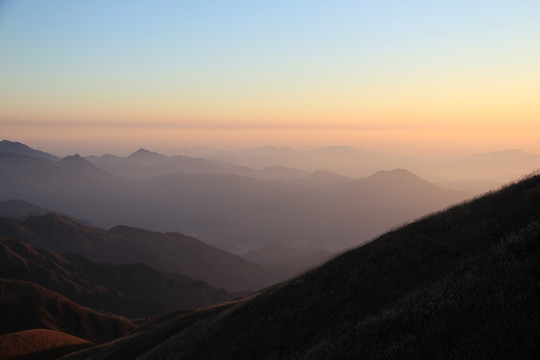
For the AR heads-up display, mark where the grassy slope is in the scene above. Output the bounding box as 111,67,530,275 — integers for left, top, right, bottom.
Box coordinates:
0,279,136,344
66,172,540,359
0,329,93,360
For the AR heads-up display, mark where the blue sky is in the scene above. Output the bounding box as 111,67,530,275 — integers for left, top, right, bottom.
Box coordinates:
1,1,539,155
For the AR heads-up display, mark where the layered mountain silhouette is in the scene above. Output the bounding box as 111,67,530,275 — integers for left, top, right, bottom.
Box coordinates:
184,145,374,173
86,148,252,181
0,237,235,318
64,171,540,359
178,145,540,187
0,214,273,291
0,143,470,254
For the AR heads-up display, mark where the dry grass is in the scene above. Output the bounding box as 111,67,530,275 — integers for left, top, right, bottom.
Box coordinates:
0,329,94,360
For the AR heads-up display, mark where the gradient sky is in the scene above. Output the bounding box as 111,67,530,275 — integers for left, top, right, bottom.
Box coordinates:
1,0,539,156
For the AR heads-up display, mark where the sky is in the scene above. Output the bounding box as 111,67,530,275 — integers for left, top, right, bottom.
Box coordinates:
1,0,539,156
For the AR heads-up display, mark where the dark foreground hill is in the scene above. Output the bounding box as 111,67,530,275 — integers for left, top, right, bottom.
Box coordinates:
66,172,540,359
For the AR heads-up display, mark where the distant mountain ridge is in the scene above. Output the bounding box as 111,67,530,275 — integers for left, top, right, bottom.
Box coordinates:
0,140,58,160
86,149,252,181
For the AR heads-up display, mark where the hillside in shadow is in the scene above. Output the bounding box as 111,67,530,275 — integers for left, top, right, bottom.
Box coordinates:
0,279,135,343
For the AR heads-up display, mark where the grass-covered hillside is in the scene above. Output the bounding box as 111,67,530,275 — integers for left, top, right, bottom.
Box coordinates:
0,329,93,360
66,172,540,359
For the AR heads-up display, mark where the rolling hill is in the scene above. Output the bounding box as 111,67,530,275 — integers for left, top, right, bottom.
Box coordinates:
0,329,93,360
64,171,540,359
0,278,135,343
0,214,274,291
0,238,234,318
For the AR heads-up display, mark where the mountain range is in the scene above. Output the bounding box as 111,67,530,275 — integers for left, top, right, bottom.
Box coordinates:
169,145,540,183
0,141,471,254
86,148,252,182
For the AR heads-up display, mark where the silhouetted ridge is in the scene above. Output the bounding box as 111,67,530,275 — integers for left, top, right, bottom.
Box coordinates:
59,154,105,170
128,148,168,160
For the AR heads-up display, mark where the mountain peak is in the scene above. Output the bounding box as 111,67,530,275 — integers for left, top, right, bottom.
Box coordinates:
58,155,114,178
129,148,165,157
127,148,169,163
358,168,436,190
59,154,89,164
132,148,151,155
0,140,26,148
